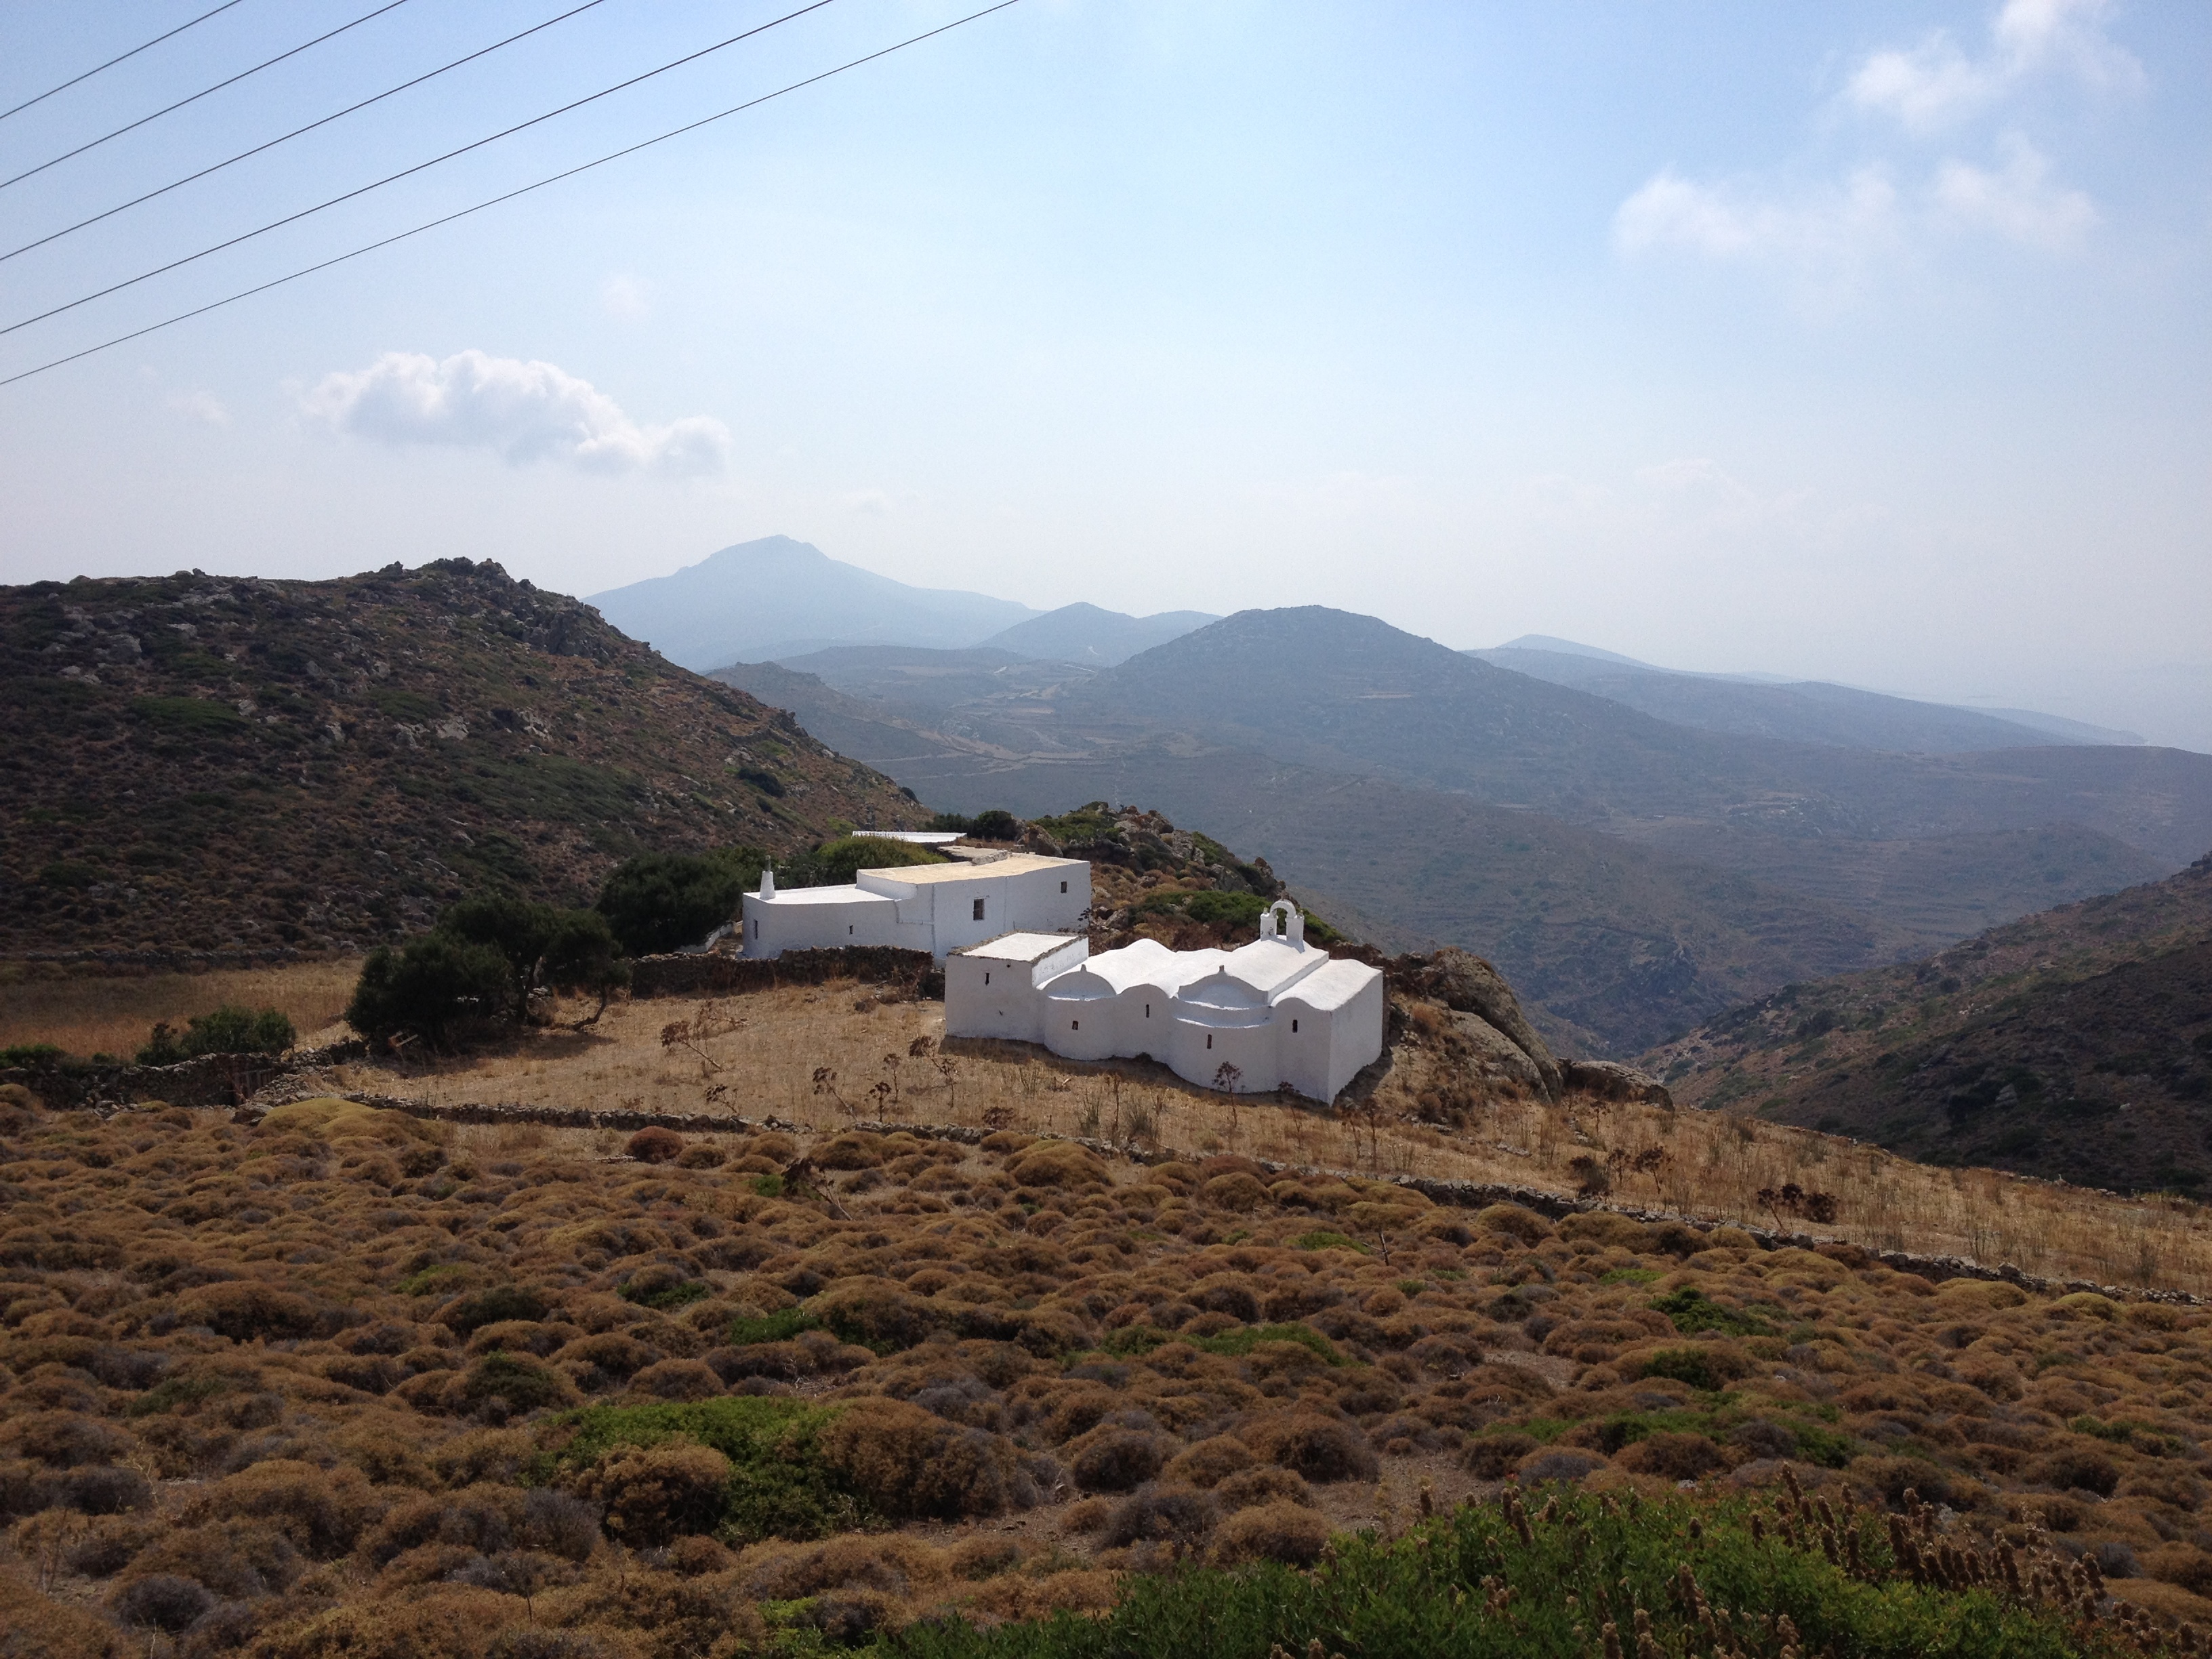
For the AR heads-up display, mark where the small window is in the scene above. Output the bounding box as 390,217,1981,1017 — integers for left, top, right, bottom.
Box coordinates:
848,925,854,935
984,970,991,985
1206,1033,1212,1050
972,897,986,921
1060,880,1067,893
1144,1003,1150,1018
1292,1018,1299,1033
1071,1019,1080,1031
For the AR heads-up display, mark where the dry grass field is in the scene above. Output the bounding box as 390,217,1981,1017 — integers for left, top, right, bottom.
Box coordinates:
0,960,364,1061
301,979,2212,1302
7,1084,2212,1657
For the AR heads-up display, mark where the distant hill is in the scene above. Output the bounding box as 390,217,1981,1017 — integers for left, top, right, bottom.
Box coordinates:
1471,640,2135,754
0,561,924,964
587,536,1039,671
979,602,1217,666
717,604,2211,1054
1643,855,2212,1195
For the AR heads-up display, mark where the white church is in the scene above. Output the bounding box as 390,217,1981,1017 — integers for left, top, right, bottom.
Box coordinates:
945,899,1386,1104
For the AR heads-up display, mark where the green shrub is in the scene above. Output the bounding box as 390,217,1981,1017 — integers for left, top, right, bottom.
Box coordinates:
0,1043,66,1068
890,1491,2100,1659
1650,1286,1773,1338
596,846,766,956
131,695,245,733
136,1005,295,1065
1188,1324,1347,1367
348,895,630,1045
1633,1347,1735,1392
1292,1231,1368,1254
800,836,951,886
541,1396,861,1543
728,1308,823,1346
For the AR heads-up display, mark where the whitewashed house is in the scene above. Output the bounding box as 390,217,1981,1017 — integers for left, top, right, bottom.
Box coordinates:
945,900,1385,1103
739,849,1089,961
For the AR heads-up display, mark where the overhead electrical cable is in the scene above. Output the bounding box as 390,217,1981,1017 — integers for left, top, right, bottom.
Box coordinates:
0,0,1024,390
1,0,415,193
0,0,613,266
0,0,249,125
0,0,841,339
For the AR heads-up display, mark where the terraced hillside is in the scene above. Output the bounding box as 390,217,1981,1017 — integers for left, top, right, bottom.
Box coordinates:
0,561,923,966
7,1088,2212,1656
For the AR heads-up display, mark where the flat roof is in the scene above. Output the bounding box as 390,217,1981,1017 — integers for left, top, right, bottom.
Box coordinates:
1223,936,1330,996
959,932,1084,963
861,853,1077,885
856,831,966,845
754,884,894,907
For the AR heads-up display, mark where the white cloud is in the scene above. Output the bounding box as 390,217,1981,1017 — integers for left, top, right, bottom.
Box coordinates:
1847,0,2143,131
300,350,729,478
1613,166,1900,268
600,274,651,319
167,390,229,427
1932,133,2096,249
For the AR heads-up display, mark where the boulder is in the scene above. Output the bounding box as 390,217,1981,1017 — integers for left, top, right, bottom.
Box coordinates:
1407,949,1561,1099
1448,1012,1555,1099
1562,1059,1673,1107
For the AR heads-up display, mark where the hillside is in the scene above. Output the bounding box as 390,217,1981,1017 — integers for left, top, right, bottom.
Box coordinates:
0,560,924,965
8,1084,2212,1655
979,602,1218,666
1473,644,2111,753
1645,855,2212,1194
588,537,1039,670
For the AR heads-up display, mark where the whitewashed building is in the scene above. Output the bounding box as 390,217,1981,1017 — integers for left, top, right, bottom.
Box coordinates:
739,850,1089,961
945,901,1385,1103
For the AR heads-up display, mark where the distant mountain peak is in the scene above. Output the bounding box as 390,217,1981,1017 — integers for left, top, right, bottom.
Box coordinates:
1492,634,1654,667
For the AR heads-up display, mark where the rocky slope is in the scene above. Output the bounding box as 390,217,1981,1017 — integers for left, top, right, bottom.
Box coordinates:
1644,855,2212,1193
0,560,924,966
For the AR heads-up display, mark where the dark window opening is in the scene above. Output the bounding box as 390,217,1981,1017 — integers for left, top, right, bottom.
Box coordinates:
1071,1019,1080,1031
1292,1019,1299,1033
984,970,991,985
1206,1033,1213,1049
972,897,986,921
1060,880,1067,893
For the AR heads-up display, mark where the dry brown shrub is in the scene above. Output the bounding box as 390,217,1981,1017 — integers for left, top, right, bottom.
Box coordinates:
178,1458,382,1556
816,1397,1036,1519
2032,1443,2123,1498
1202,1173,1269,1211
674,1145,726,1170
1068,1427,1168,1493
432,1429,535,1490
0,1569,126,1658
569,1442,732,1548
174,1281,328,1343
1007,1144,1107,1189
1160,1435,1252,1489
965,1566,1119,1622
947,1534,1027,1580
0,1410,128,1469
1243,1412,1377,1484
1615,1433,1729,1481
1214,1466,1315,1511
663,1534,735,1576
626,1359,722,1401
740,1532,948,1603
624,1127,684,1164
2144,1544,2212,1595
248,1584,525,1659
814,1134,884,1170
127,1519,302,1597
360,1483,530,1566
1474,1204,1552,1243
1212,1499,1330,1566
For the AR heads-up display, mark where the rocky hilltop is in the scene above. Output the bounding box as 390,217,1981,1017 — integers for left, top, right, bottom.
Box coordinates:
0,560,923,966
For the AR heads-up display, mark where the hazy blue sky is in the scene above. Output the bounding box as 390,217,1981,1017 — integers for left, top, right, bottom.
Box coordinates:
3,1,2207,745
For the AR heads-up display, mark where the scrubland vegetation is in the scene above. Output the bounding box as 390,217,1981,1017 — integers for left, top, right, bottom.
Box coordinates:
331,979,2212,1300
8,1080,2212,1656
0,960,361,1065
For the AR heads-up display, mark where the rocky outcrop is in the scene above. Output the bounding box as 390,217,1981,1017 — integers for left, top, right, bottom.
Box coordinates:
1399,947,1563,1100
1446,1010,1556,1099
1563,1058,1673,1107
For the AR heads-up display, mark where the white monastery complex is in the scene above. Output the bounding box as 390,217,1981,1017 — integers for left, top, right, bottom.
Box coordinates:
946,899,1385,1103
739,842,1384,1102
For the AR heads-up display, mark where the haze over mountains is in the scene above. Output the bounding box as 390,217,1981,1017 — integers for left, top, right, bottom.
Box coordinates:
588,537,1217,670
680,544,2212,1057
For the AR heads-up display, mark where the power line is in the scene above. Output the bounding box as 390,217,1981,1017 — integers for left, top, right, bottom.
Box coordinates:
0,0,1025,391
1,0,841,340
0,0,249,125
1,0,612,267
1,0,415,193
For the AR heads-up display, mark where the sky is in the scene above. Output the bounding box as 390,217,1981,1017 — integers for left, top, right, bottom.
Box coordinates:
1,0,2207,747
